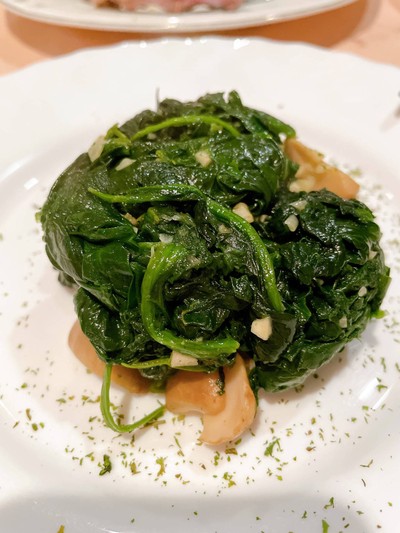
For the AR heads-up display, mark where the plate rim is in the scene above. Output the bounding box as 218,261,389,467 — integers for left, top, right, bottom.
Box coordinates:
0,0,357,32
0,35,400,532
2,35,400,83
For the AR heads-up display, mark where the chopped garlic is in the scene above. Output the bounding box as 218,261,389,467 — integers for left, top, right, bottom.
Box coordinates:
88,135,106,162
159,233,173,243
290,199,307,211
195,150,212,167
123,213,138,226
369,250,378,260
116,158,135,171
284,214,299,232
251,317,273,341
289,176,316,193
218,224,231,234
232,202,254,223
339,316,348,328
358,286,367,297
170,351,198,368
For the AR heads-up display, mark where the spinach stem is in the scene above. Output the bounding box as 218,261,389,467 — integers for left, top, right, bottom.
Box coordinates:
141,243,240,358
130,115,240,141
207,198,284,312
121,357,171,369
101,363,165,433
89,184,284,312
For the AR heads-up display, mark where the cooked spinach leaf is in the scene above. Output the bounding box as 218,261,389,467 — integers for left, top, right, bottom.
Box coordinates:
251,189,390,391
40,91,389,432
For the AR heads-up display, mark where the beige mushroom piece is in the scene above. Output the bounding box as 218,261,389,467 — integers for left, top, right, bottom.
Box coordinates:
68,320,149,394
166,354,256,445
200,354,257,445
70,322,256,444
165,368,225,416
284,138,360,200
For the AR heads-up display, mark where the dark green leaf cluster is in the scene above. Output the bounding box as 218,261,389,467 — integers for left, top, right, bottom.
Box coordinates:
40,92,389,400
252,189,390,391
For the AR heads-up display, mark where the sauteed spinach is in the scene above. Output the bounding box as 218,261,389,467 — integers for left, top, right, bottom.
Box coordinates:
40,92,389,431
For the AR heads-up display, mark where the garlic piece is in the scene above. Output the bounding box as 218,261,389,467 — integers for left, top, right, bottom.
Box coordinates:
290,199,308,211
251,316,273,341
284,214,299,232
115,158,135,171
88,135,106,162
358,286,367,297
123,212,138,226
170,351,198,368
232,202,254,223
195,149,212,167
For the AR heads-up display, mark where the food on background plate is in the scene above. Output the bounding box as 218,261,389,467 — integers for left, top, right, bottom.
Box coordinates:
91,0,243,13
40,92,390,445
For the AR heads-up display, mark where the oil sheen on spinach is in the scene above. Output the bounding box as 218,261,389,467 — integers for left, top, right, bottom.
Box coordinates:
40,92,390,430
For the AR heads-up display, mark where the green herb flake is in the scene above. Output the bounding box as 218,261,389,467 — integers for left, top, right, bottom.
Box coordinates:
156,457,166,477
324,497,335,510
322,519,330,533
99,454,112,476
222,472,236,487
360,459,373,468
213,451,221,466
57,527,65,533
130,461,140,475
264,438,282,457
225,447,238,455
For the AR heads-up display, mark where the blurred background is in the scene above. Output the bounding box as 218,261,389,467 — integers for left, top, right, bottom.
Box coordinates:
0,0,399,75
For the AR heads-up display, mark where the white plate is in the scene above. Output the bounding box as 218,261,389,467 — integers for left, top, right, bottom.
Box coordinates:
1,38,400,533
0,0,356,32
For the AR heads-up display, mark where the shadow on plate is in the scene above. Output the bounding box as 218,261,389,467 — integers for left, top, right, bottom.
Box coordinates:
0,490,377,533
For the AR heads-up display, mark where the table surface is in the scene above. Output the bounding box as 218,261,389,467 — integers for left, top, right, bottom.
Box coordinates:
0,0,399,77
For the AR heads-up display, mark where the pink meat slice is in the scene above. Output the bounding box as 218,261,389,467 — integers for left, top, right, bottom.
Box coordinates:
91,0,243,12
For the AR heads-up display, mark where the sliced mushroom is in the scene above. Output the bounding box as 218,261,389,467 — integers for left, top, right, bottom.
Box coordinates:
165,369,225,416
200,354,257,445
284,138,360,200
68,320,149,394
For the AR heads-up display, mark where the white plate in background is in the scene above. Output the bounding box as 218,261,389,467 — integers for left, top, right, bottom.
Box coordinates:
0,0,356,32
0,38,400,532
